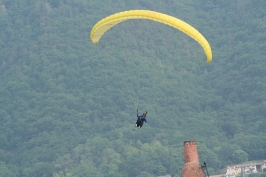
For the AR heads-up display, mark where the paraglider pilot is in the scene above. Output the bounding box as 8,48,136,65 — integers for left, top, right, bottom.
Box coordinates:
136,110,147,128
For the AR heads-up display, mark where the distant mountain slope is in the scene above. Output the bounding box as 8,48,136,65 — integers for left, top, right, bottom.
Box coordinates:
0,0,265,176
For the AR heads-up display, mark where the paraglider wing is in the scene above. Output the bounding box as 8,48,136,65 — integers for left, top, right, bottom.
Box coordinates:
90,10,212,62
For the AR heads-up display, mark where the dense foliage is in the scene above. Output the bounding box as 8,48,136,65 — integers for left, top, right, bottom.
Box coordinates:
0,0,266,176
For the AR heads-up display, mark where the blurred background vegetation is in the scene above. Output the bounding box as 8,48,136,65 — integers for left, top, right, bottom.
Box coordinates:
0,0,266,176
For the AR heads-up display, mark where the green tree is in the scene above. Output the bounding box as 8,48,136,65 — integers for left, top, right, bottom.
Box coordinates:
0,162,16,177
232,150,248,164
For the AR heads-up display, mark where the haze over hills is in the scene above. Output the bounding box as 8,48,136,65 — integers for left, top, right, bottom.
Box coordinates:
0,0,266,176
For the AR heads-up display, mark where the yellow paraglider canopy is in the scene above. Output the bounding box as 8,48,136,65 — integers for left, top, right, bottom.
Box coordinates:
90,10,212,62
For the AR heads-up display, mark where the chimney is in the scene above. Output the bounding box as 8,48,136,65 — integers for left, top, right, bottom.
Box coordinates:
181,141,205,177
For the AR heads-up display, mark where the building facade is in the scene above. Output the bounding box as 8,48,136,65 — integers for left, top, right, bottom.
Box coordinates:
225,160,266,177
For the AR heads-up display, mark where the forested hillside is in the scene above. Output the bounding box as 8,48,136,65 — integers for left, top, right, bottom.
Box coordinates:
0,0,266,176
